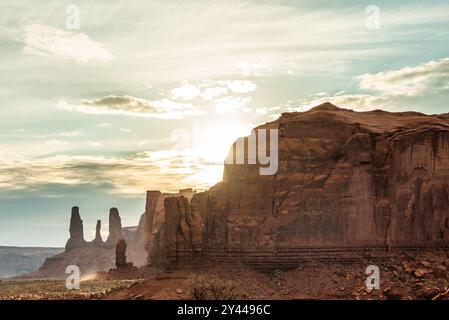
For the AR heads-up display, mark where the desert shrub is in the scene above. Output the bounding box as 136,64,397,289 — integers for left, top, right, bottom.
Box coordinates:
188,274,238,300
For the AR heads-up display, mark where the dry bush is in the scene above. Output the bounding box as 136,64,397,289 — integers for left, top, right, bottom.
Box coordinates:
188,274,239,300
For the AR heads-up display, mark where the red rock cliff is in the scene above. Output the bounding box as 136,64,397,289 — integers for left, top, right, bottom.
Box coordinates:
145,103,449,269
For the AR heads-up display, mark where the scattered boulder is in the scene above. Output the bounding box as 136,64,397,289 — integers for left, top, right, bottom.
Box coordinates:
416,287,440,300
175,288,184,295
384,287,403,300
414,268,431,278
433,265,447,279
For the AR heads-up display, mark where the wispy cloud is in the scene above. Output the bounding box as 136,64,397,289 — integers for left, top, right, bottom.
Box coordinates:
219,80,257,93
170,83,201,101
156,80,258,115
213,96,252,115
21,23,113,64
170,80,257,101
0,151,218,195
302,56,449,112
308,94,391,111
113,1,449,83
57,95,204,119
356,57,449,97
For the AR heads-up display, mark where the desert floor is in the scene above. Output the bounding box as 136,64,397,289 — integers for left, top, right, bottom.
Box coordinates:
1,250,448,300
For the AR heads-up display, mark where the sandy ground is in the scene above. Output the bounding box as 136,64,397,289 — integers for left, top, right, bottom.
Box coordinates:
1,250,448,300
104,250,449,300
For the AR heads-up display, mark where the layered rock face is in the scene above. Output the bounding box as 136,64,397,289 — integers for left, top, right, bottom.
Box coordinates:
145,103,449,269
122,213,147,266
145,189,197,267
65,207,86,250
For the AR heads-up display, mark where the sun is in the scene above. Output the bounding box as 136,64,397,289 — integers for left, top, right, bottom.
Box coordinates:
192,118,253,164
187,118,253,187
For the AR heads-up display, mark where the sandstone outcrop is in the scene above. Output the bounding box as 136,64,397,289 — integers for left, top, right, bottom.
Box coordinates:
92,220,104,245
106,208,123,247
122,213,147,266
144,189,197,268
145,103,449,269
65,207,86,251
115,239,128,268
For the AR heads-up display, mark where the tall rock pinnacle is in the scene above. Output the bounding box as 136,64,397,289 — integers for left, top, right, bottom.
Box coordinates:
115,239,128,268
106,208,122,247
92,220,104,245
65,206,86,251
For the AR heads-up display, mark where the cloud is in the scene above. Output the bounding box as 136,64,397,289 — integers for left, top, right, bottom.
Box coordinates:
292,57,449,114
60,131,81,137
356,57,449,96
236,61,272,77
169,80,256,101
307,94,390,111
0,151,219,195
45,139,68,146
57,95,204,119
213,96,252,115
223,80,257,93
201,86,229,101
104,2,449,83
97,122,112,127
21,23,113,65
165,80,256,115
255,106,282,118
199,80,257,100
170,83,201,101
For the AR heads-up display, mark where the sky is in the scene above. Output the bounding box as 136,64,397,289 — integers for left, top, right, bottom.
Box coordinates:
0,0,448,247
